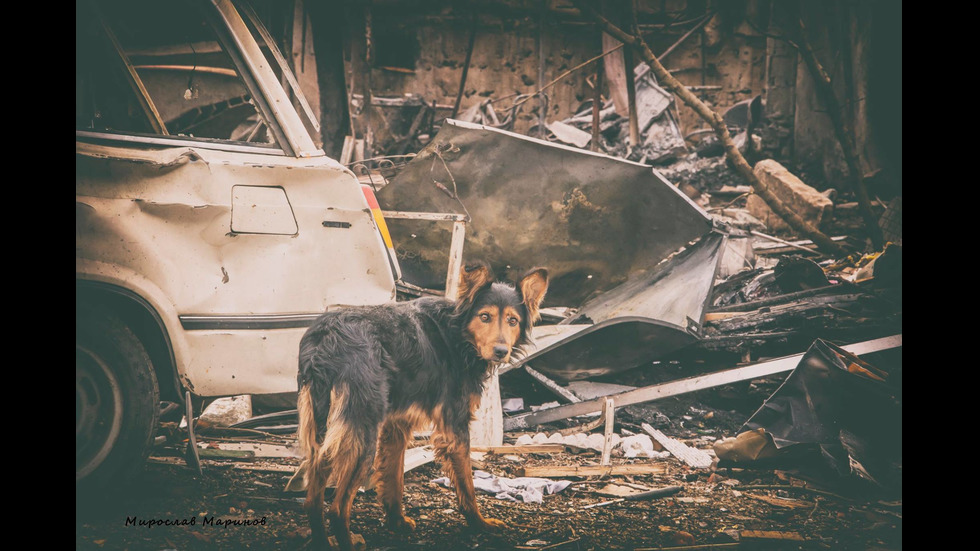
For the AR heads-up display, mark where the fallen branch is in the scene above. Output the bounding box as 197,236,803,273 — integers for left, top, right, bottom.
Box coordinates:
569,0,844,255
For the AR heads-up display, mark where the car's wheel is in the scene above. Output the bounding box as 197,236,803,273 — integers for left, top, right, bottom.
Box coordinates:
76,307,159,491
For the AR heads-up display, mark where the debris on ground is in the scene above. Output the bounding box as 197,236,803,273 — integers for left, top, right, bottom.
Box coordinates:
196,395,252,429
431,470,572,504
715,339,902,494
745,160,835,233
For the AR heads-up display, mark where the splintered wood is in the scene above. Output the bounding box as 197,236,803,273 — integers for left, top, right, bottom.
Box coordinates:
642,423,713,469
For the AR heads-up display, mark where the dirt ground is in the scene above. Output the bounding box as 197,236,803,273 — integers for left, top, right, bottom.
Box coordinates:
76,396,902,551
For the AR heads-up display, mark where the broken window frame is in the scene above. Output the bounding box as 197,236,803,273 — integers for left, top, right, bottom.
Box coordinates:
234,0,321,136
75,0,320,158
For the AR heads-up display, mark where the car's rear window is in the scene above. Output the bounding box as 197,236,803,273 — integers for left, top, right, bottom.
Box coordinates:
76,0,277,147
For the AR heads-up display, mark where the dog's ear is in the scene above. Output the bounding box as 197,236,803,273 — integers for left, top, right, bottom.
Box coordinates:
457,261,495,309
518,268,549,324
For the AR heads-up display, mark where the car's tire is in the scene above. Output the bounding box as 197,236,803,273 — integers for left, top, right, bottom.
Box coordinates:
76,306,160,492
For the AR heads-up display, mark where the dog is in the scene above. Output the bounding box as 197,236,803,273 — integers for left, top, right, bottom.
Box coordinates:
293,262,548,550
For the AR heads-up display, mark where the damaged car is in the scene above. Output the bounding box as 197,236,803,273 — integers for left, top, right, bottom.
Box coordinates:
76,0,399,489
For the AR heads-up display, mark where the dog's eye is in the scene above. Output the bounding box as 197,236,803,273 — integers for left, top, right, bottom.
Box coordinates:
508,317,519,327
480,313,491,323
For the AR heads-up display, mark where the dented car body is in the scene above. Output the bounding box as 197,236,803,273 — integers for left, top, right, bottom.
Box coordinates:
76,0,397,487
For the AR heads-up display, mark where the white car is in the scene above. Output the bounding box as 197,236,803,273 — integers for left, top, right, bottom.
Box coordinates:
76,0,399,489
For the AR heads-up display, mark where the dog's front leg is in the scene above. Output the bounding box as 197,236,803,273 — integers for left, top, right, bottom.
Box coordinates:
432,426,506,531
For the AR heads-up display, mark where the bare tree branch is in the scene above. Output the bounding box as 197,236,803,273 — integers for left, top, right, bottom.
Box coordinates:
569,0,845,255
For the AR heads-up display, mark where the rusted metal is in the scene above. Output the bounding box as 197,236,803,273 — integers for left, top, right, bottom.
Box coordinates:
378,120,713,307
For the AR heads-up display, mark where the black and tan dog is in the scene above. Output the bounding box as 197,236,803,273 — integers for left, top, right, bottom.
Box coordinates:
294,262,548,550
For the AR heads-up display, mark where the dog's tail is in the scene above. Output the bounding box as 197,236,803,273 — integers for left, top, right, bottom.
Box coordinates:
286,383,322,492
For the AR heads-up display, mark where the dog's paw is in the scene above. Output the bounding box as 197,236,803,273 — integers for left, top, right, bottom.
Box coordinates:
478,517,506,531
385,514,416,533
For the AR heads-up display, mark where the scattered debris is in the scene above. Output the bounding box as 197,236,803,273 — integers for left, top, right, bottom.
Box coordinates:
502,398,525,412
742,493,814,510
641,424,713,468
745,160,834,232
546,120,592,148
580,485,683,509
519,464,668,478
738,530,805,543
197,395,252,428
716,339,902,493
431,470,572,504
504,335,901,431
513,431,666,459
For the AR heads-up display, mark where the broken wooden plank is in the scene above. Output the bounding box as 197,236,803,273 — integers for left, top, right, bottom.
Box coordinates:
504,335,902,430
594,483,652,497
196,448,255,460
566,380,636,400
148,456,187,467
519,464,667,478
641,424,713,469
708,284,852,313
752,234,848,254
581,485,682,509
232,462,300,473
743,493,814,509
196,441,300,459
634,544,738,551
525,364,581,403
711,294,868,333
703,312,747,322
472,444,566,454
404,446,435,473
739,530,805,542
601,398,615,466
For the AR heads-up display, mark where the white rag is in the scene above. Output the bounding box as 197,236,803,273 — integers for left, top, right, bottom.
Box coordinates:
431,470,571,504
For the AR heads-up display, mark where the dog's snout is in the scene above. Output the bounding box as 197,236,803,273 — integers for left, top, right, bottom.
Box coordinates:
492,345,509,360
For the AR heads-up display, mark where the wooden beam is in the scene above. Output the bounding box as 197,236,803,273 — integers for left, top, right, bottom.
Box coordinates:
519,464,667,478
590,47,604,152
452,12,479,119
445,220,466,300
380,211,468,221
601,398,615,466
472,444,566,454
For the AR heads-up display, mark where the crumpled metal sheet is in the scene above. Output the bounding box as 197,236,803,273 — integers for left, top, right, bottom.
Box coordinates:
512,232,727,381
731,339,902,491
378,119,713,308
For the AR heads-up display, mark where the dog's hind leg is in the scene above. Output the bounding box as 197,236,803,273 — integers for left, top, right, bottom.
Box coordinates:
298,386,331,549
372,418,415,532
321,385,378,551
